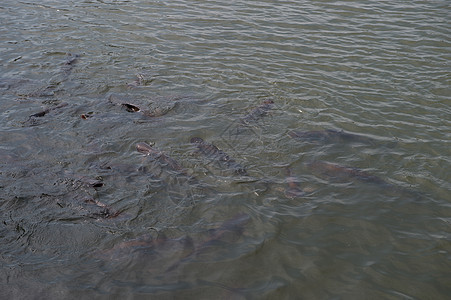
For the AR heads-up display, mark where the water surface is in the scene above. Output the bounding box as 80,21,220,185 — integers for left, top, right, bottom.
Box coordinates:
1,0,450,299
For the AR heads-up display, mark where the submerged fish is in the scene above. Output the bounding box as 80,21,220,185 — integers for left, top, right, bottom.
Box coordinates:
1,54,79,99
60,53,80,79
240,99,274,125
126,74,146,89
84,198,122,219
288,129,378,145
108,94,175,117
284,167,305,199
306,160,389,185
204,213,250,243
190,137,248,176
97,233,194,261
136,141,202,197
167,213,250,271
28,102,68,119
136,142,185,173
28,53,80,98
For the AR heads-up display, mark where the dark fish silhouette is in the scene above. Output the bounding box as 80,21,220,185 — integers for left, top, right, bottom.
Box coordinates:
60,53,80,80
204,213,250,243
28,102,69,119
284,167,305,199
0,150,19,165
136,143,220,207
126,74,146,89
1,53,80,98
167,213,250,271
28,53,80,98
306,160,389,185
84,198,122,219
97,233,194,261
136,142,185,173
240,99,274,125
61,170,125,219
190,137,248,176
108,94,175,117
288,129,378,145
0,78,28,90
96,213,248,263
65,171,104,189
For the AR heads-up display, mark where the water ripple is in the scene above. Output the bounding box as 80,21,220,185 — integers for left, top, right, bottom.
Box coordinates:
0,0,449,298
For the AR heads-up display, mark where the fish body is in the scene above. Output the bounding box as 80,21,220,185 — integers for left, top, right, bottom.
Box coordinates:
136,142,201,192
136,142,184,172
284,167,305,198
108,94,174,117
84,198,122,219
240,99,274,125
2,54,79,98
167,213,250,271
64,53,80,66
127,74,146,89
192,213,250,254
61,53,80,78
98,234,193,261
190,137,247,175
205,213,250,242
306,161,388,185
28,102,68,119
288,129,377,145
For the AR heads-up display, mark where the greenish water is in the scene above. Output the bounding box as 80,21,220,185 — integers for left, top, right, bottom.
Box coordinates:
0,0,449,299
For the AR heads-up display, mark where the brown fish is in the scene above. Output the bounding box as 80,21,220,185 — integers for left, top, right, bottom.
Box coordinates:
284,167,305,198
108,94,175,117
190,137,248,176
204,213,250,243
136,141,203,193
240,99,274,125
288,129,378,145
306,160,389,185
28,53,80,98
60,53,80,79
97,233,194,261
136,142,185,173
84,198,122,219
167,213,250,271
28,102,68,119
67,172,104,189
126,74,146,89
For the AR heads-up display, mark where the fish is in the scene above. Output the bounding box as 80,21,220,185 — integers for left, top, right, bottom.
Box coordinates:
136,141,202,194
28,53,80,98
27,102,69,119
127,74,146,89
0,150,19,165
65,171,104,189
61,171,124,219
284,167,305,198
288,129,378,145
190,137,248,176
60,53,80,79
1,54,79,99
167,213,250,271
136,142,185,173
84,198,122,219
108,94,175,117
0,77,34,91
204,213,250,243
306,160,389,185
97,233,194,261
240,99,274,126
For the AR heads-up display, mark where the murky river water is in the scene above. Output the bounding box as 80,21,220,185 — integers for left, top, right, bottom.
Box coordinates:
1,0,450,299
